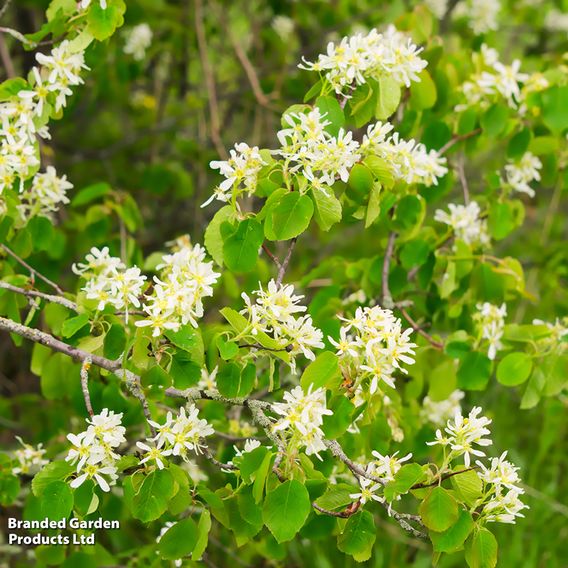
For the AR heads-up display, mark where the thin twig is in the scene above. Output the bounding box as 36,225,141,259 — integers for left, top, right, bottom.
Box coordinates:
312,501,361,518
276,237,297,285
0,281,78,311
397,306,444,350
382,232,396,308
80,358,94,417
456,155,470,205
194,0,227,159
261,243,281,269
0,0,12,22
411,467,476,489
0,32,14,78
438,128,482,156
1,244,65,295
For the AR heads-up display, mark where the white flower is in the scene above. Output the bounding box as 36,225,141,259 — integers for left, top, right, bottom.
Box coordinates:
203,143,266,207
504,152,542,197
421,390,465,427
299,26,427,94
197,366,218,390
332,306,416,398
123,24,153,61
72,246,125,276
233,439,262,457
12,437,48,476
148,405,214,460
349,476,383,504
136,441,173,470
425,0,448,18
474,302,507,360
455,0,501,35
70,462,118,493
427,406,493,467
434,201,490,249
272,385,332,459
84,409,126,448
368,450,412,482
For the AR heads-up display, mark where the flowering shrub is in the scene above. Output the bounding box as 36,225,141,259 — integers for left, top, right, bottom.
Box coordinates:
0,1,567,566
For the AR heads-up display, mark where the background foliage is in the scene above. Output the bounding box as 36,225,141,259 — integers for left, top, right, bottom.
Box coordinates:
0,0,567,566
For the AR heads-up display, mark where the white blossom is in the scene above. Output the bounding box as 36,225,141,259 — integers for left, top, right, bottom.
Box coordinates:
504,152,542,197
123,24,153,61
427,406,492,467
272,385,332,459
12,437,48,476
421,390,465,427
434,201,490,249
299,26,428,94
474,302,507,360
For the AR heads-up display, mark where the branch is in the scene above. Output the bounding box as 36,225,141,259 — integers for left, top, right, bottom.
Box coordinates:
0,316,154,433
0,281,78,311
194,0,227,159
276,237,297,285
312,500,361,518
438,129,482,156
397,306,444,351
261,243,281,269
80,358,94,417
381,232,396,308
411,467,476,489
1,245,65,295
0,0,12,21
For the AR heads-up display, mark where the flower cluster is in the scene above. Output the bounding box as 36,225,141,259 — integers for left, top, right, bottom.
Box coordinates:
0,40,87,218
427,406,492,467
11,436,48,476
277,108,361,190
66,409,125,492
330,305,416,396
425,0,448,18
532,318,568,355
123,23,153,61
299,26,427,94
455,0,501,35
434,201,490,249
360,122,448,186
421,390,465,428
475,452,528,524
73,237,219,335
272,385,332,458
458,46,548,112
504,152,542,197
240,279,324,371
203,143,266,207
474,302,507,360
17,166,73,222
141,405,214,466
136,239,220,335
73,248,146,322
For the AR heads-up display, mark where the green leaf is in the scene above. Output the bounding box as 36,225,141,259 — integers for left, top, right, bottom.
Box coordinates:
419,486,458,532
375,76,402,119
192,510,212,561
300,351,340,391
507,129,531,160
0,78,27,101
71,182,111,207
496,352,533,386
384,463,427,500
41,481,73,522
410,70,437,110
131,469,176,522
158,518,198,560
86,0,126,40
542,86,568,133
316,95,345,137
238,446,271,484
349,82,376,127
222,218,263,273
165,326,203,364
32,461,74,497
61,314,90,338
337,510,377,562
262,480,311,543
450,468,483,507
488,202,516,240
169,352,201,389
269,193,314,241
217,362,255,398
365,182,382,228
0,474,20,506
253,451,274,503
457,352,491,391
103,323,127,360
431,509,474,553
481,104,509,138
311,188,342,231
315,483,354,511
465,528,498,568
204,205,233,266
348,164,374,198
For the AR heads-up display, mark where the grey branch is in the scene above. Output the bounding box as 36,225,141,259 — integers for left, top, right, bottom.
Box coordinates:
0,281,78,311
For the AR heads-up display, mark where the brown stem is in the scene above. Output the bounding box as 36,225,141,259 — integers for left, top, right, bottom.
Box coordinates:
382,232,397,308
312,500,361,518
0,281,78,312
276,238,297,285
438,129,482,156
411,467,477,489
397,306,444,350
261,243,281,269
1,245,65,295
80,359,94,417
